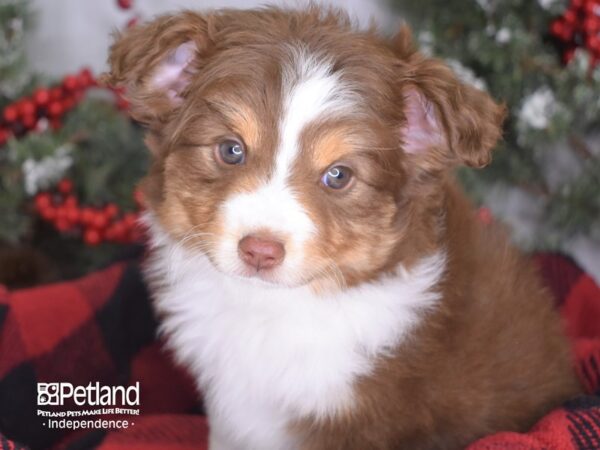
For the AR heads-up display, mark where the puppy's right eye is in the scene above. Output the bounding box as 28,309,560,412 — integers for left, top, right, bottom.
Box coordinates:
217,139,246,165
321,165,353,190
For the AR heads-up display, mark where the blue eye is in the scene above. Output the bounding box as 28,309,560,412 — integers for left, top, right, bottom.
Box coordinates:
218,139,245,165
321,165,353,190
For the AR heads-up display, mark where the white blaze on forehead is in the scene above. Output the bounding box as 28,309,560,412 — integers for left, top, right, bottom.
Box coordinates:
274,48,358,184
218,49,358,279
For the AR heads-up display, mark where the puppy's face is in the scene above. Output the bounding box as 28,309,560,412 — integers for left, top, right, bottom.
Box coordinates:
106,7,504,289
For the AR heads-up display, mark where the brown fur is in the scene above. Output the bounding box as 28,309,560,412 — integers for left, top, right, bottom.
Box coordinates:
105,6,581,449
294,186,580,449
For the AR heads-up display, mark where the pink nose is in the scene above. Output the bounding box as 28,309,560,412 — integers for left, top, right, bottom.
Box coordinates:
238,235,285,270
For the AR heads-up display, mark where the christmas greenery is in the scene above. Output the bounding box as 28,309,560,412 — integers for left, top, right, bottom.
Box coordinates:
396,0,600,247
0,0,147,281
0,0,33,100
0,94,147,279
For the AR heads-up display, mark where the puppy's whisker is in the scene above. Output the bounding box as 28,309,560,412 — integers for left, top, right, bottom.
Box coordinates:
165,228,216,279
315,249,347,290
185,241,217,257
300,254,346,291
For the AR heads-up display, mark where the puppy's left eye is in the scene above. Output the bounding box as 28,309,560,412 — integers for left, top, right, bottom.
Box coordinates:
321,165,353,190
217,139,246,165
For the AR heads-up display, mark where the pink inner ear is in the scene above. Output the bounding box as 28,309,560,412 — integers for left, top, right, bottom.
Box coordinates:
150,41,196,102
401,88,444,154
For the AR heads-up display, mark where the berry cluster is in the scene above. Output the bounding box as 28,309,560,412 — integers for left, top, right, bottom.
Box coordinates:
117,0,133,9
0,68,96,146
34,179,146,246
116,0,140,28
0,68,131,146
1,65,138,246
550,0,600,66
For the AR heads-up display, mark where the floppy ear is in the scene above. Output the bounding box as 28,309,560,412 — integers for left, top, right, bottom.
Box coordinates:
399,56,506,170
102,11,211,125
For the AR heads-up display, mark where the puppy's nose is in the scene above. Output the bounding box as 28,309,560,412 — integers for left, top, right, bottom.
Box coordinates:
238,235,285,270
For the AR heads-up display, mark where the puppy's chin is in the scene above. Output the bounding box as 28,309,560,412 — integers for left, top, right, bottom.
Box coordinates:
230,271,292,289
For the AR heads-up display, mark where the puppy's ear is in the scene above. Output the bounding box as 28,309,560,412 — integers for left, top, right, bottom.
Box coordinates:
102,12,211,125
399,56,506,171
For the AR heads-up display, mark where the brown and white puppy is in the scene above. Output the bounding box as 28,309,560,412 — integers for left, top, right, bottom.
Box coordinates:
104,6,581,450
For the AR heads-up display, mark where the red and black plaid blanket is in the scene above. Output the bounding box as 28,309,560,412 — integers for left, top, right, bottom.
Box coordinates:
0,253,598,450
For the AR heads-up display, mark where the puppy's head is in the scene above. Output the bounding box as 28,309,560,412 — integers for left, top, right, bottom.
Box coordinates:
105,7,505,289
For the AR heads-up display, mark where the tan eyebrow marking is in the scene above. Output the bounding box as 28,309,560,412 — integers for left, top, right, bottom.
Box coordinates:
303,124,366,171
206,98,262,150
233,106,261,150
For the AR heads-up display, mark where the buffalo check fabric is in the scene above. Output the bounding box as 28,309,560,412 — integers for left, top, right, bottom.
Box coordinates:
0,262,200,450
0,253,598,450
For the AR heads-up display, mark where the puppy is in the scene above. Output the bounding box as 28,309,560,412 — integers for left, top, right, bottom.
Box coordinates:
105,6,581,450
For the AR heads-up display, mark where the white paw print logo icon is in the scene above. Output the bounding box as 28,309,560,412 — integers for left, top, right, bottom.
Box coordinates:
37,383,60,405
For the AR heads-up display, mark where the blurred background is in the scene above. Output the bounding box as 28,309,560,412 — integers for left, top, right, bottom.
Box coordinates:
0,0,598,287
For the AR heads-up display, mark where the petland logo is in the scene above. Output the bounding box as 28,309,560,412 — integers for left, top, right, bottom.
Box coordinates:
37,382,140,406
37,382,140,430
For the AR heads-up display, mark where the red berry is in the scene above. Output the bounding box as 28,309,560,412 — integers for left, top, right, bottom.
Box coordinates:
104,203,119,218
587,35,600,51
78,72,90,88
561,24,575,41
48,101,64,117
62,74,79,91
3,105,18,122
0,128,9,145
21,114,36,130
84,228,102,245
117,0,133,9
583,16,600,33
111,221,127,240
35,192,52,210
33,88,50,106
56,206,69,222
550,19,563,37
40,206,57,221
584,1,599,15
79,67,95,87
66,207,80,223
18,100,36,117
81,207,95,225
50,86,64,101
126,17,139,28
92,213,109,229
571,0,584,10
64,195,78,208
57,178,73,194
55,218,72,232
564,10,578,25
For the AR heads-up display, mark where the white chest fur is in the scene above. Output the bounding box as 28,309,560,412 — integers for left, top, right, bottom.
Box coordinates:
146,225,446,450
